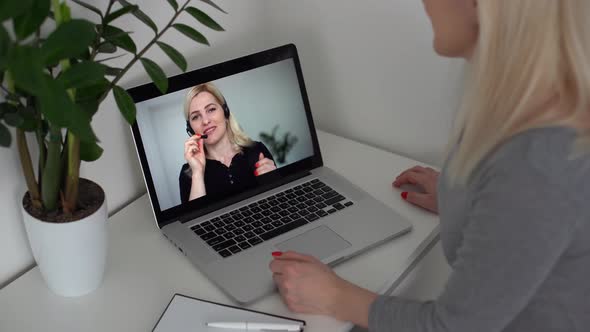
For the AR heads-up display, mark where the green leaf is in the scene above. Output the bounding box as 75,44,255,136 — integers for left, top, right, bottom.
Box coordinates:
102,25,136,53
156,41,187,72
103,4,138,25
0,25,10,70
7,45,46,95
97,42,117,54
173,24,210,46
17,105,38,131
70,0,103,18
200,0,227,14
80,140,103,161
0,103,18,118
167,0,178,11
116,0,157,33
4,111,24,127
28,75,98,143
185,7,224,31
0,0,34,22
37,75,76,127
57,61,106,89
113,85,136,125
0,122,11,147
103,66,123,76
67,105,97,143
77,100,99,118
140,58,168,93
76,48,91,61
12,0,50,40
41,19,96,66
75,78,110,103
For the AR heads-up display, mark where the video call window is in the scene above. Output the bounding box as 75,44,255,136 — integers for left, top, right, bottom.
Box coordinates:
135,59,314,211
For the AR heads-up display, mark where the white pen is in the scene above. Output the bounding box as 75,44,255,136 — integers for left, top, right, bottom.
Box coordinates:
206,321,303,331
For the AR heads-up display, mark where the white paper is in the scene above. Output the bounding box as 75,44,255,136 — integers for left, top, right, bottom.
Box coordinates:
153,294,304,332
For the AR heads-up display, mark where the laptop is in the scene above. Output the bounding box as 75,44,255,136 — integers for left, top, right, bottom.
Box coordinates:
128,44,412,304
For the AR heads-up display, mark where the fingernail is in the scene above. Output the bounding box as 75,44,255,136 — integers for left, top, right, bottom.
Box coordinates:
401,192,408,200
254,170,259,176
255,162,259,167
272,251,282,257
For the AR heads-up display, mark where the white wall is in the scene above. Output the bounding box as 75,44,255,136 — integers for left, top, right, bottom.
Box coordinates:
265,0,464,165
1,0,463,287
136,59,314,211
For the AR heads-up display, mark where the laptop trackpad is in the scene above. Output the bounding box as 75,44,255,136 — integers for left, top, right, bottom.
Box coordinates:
275,226,351,260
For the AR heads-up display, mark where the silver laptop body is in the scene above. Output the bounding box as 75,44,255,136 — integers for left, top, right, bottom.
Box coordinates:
129,44,412,304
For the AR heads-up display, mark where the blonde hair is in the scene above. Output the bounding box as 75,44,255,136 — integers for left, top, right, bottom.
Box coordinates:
184,83,254,152
447,0,590,185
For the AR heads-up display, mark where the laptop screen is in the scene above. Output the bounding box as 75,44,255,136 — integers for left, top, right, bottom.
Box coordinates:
129,45,322,227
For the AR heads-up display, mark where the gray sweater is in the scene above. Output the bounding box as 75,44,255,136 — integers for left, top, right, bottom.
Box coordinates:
369,127,590,332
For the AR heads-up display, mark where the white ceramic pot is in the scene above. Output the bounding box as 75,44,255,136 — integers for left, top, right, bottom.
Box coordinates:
22,194,108,297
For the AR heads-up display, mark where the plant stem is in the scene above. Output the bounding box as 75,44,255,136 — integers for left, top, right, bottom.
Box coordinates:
41,125,62,211
29,96,46,188
53,0,82,214
105,0,116,18
52,0,61,21
89,0,117,61
63,131,80,213
0,84,13,95
17,129,42,209
6,71,42,208
97,0,191,104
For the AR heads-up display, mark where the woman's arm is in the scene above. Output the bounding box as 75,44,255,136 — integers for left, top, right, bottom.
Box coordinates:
272,132,584,332
369,152,580,332
189,175,206,200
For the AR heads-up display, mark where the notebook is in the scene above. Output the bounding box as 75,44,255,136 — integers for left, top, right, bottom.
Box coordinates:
152,293,306,332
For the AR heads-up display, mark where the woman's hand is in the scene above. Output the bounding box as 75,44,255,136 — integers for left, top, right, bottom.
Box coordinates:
269,251,350,315
254,152,277,176
393,165,440,214
184,134,206,178
269,251,377,326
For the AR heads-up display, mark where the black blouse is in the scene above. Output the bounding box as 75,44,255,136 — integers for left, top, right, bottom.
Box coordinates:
179,141,275,203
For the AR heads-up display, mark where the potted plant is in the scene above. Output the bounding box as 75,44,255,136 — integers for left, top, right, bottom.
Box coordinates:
260,125,298,165
0,0,225,297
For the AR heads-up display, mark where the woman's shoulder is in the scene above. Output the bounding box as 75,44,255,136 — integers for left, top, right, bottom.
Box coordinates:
476,126,590,194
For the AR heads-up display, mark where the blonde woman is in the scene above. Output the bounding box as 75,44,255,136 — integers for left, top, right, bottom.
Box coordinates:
270,1,590,331
179,83,276,203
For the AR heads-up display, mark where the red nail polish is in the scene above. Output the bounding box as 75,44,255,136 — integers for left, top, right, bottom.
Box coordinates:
401,192,408,200
272,251,282,257
255,162,259,167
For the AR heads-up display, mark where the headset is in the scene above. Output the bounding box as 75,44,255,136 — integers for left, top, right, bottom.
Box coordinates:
186,102,231,137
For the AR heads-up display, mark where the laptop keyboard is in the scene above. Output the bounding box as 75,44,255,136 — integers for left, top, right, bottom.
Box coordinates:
189,179,354,258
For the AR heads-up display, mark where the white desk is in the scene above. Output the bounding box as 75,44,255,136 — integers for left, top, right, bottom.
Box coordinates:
0,131,439,332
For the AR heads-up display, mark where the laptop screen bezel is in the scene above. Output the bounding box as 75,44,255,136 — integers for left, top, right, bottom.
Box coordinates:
128,44,323,228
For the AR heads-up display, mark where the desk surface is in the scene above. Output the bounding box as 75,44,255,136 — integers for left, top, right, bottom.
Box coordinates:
0,131,439,332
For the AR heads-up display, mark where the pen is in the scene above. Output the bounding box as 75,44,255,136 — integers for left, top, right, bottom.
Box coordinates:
206,321,303,331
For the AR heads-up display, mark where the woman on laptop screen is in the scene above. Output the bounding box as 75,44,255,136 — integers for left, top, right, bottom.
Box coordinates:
179,83,276,203
269,1,590,332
